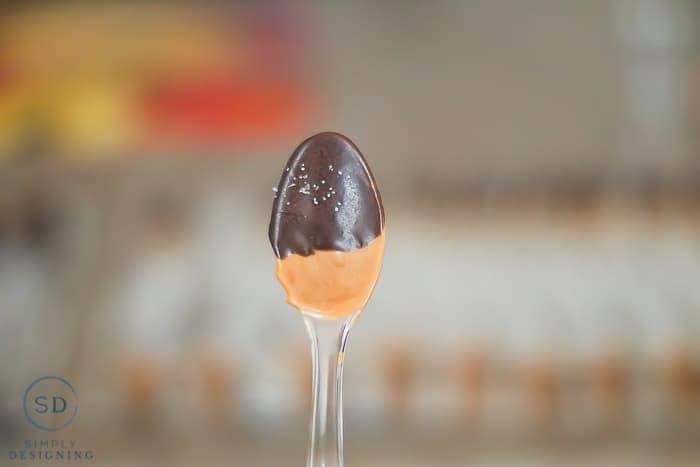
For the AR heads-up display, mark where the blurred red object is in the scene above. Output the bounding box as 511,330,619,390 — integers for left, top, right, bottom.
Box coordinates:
140,76,314,146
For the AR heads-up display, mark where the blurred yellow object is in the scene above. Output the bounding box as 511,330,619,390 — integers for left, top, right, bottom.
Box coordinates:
1,4,241,79
0,80,135,158
54,82,136,157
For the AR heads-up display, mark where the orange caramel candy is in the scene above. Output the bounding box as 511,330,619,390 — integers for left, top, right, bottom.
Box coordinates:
276,233,385,318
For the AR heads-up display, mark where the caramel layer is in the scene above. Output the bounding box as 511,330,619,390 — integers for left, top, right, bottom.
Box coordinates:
275,232,385,318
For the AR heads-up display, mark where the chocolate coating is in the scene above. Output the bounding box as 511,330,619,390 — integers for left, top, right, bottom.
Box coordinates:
269,132,384,258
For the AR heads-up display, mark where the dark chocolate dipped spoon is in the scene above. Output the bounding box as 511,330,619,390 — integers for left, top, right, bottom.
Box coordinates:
269,132,385,467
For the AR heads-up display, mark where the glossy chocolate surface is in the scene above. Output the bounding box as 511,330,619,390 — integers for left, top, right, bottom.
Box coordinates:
269,132,384,258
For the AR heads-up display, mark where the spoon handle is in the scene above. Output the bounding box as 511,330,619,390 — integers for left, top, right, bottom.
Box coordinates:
302,311,358,467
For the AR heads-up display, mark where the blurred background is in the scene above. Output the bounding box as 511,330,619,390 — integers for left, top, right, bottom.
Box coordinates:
1,1,700,466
